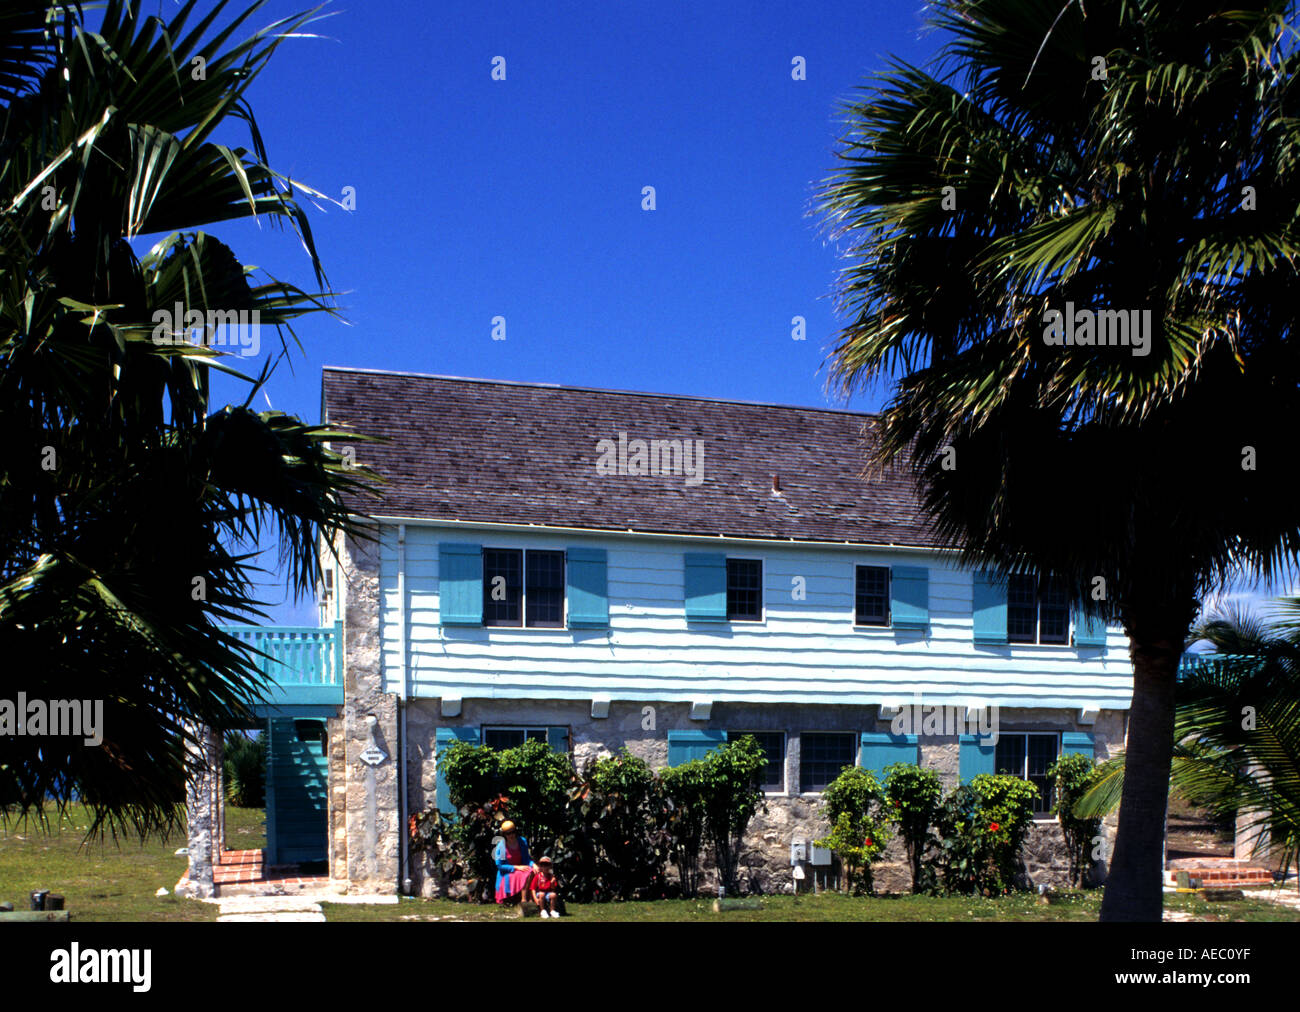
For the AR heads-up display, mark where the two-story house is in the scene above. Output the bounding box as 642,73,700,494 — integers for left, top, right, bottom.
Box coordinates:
181,367,1131,898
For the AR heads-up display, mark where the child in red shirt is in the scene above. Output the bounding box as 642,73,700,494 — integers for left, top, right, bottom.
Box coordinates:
530,856,561,918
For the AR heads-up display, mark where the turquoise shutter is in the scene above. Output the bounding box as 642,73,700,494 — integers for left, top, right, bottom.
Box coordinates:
859,732,919,780
958,734,997,783
1062,732,1095,760
972,571,1007,645
890,566,929,630
684,553,727,622
1074,610,1107,648
547,726,569,753
439,543,483,626
566,548,609,628
435,726,481,814
667,729,726,765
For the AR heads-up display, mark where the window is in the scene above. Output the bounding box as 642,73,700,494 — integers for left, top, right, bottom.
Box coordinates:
994,732,1059,813
733,731,785,792
726,558,762,621
1039,579,1069,644
800,732,856,793
483,549,565,628
855,565,890,625
483,726,549,750
525,550,565,628
483,549,522,626
1007,573,1069,645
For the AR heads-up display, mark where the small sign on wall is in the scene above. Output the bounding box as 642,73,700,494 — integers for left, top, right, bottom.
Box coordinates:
359,744,387,766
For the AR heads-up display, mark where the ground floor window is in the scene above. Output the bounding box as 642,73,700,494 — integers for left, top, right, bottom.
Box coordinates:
482,725,548,750
799,732,856,793
994,732,1059,813
732,731,786,792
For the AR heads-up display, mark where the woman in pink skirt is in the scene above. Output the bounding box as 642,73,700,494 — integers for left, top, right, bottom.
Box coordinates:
493,820,537,903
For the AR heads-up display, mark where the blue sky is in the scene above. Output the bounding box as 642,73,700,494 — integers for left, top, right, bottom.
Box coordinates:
155,1,1287,624
188,0,938,621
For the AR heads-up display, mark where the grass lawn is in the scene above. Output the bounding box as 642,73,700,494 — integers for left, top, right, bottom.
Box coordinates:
0,803,266,922
4,805,1297,921
322,889,1300,923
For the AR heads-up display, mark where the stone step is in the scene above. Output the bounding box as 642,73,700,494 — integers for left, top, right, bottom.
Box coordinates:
216,896,325,914
217,912,327,922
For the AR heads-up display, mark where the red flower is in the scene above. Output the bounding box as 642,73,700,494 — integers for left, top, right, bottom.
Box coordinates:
864,838,874,848
989,822,1000,833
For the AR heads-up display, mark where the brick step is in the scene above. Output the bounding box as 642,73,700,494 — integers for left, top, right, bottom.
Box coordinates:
1166,866,1274,888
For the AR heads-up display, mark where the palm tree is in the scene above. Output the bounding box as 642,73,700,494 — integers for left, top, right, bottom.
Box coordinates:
0,1,375,837
815,0,1300,920
1079,598,1300,889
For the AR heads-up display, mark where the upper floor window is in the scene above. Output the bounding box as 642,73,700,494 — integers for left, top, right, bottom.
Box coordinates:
799,732,856,793
855,565,890,626
484,549,565,628
994,732,1059,813
1007,573,1069,645
726,558,763,621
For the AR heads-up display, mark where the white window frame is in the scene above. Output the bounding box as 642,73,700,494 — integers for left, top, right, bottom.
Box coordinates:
482,547,568,630
1007,573,1072,647
797,730,858,796
852,562,892,629
725,556,766,624
994,730,1061,817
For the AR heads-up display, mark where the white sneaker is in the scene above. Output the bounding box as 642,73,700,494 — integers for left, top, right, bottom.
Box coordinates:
539,909,549,918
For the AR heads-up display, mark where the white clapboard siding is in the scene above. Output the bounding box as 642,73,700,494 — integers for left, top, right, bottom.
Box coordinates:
377,524,1132,709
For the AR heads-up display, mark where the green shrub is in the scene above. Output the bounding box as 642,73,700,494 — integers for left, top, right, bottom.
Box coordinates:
580,750,670,899
816,766,891,894
699,735,768,895
884,762,942,893
223,732,265,809
1049,752,1103,887
415,734,768,902
428,738,574,902
659,760,708,898
930,774,1038,895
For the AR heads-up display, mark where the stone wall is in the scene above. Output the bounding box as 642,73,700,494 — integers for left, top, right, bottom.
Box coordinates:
403,698,1125,896
335,529,399,894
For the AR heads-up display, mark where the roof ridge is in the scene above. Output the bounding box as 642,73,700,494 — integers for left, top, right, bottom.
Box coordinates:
321,365,877,419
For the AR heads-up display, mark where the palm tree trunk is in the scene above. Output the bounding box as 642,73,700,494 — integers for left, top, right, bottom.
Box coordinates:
1099,619,1186,922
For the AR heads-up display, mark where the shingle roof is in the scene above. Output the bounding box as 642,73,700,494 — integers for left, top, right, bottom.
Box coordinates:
321,368,937,548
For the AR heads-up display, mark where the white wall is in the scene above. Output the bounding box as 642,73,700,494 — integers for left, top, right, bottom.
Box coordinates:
378,523,1131,709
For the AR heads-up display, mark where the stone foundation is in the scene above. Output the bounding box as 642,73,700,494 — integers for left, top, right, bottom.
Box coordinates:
402,698,1123,896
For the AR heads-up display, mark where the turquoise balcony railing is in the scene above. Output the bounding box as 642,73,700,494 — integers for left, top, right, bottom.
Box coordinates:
1178,653,1255,680
219,620,344,714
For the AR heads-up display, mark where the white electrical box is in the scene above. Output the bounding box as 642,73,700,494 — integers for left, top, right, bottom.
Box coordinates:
809,844,833,866
790,839,806,864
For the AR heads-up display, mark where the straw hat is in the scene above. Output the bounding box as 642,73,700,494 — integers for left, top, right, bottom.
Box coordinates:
500,820,516,834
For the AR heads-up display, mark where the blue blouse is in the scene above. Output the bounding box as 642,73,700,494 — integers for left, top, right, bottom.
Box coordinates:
493,835,532,892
